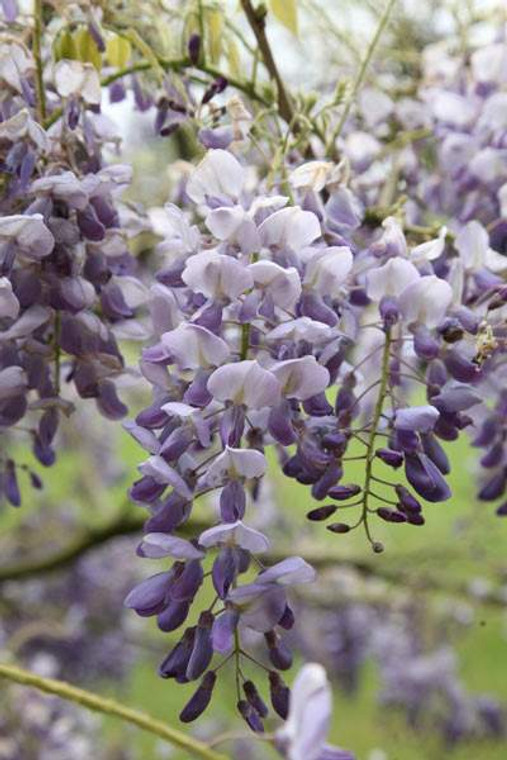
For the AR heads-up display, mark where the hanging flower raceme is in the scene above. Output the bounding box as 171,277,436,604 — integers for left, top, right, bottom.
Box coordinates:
0,30,147,505
124,137,507,726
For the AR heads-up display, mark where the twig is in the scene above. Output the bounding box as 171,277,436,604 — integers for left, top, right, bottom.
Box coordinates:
0,663,227,760
328,0,397,148
33,0,47,122
239,0,296,128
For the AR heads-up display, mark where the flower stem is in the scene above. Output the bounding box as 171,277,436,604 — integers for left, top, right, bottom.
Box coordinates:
328,0,397,148
33,0,47,122
0,663,227,760
360,328,392,546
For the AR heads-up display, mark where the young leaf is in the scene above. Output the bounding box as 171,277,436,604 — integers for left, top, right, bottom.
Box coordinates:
74,27,102,70
270,0,298,36
227,38,241,79
106,35,132,68
205,8,223,64
53,29,78,62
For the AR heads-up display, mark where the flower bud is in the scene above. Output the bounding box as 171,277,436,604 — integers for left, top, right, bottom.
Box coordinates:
307,504,337,521
180,671,216,722
327,522,351,533
243,680,268,718
269,671,290,719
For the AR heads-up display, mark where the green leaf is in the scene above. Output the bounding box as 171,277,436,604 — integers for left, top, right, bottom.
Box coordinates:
269,0,298,36
205,8,223,64
74,27,102,70
106,35,132,68
53,29,78,62
227,38,241,78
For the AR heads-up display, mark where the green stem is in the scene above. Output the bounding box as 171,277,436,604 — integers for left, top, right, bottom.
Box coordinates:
33,0,47,122
53,311,61,395
360,328,392,546
0,664,227,760
328,0,397,148
240,323,250,361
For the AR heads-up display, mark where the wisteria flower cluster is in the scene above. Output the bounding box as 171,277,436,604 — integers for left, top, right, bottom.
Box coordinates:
124,123,505,729
2,0,507,756
0,15,147,504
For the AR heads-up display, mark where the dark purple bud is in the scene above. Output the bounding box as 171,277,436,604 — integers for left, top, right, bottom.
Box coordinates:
159,627,196,679
421,432,450,474
328,483,361,500
473,418,497,447
237,699,264,732
33,435,56,467
269,671,290,719
327,522,351,533
322,431,348,454
395,429,419,453
96,380,128,420
302,392,333,417
4,460,20,507
202,76,228,105
268,400,297,445
405,512,425,526
395,485,422,514
379,296,399,327
130,476,166,504
160,120,182,138
375,448,403,468
171,559,204,601
160,427,193,461
404,452,451,502
496,502,507,516
157,600,190,632
265,632,292,670
478,470,507,501
220,480,246,522
414,326,440,360
188,33,201,65
88,20,106,52
77,205,106,241
186,612,214,680
278,604,295,630
136,403,168,429
146,495,191,532
307,504,337,521
377,507,407,523
243,680,268,718
212,546,238,599
180,671,216,722
444,349,480,383
29,471,43,490
481,442,504,469
311,461,343,500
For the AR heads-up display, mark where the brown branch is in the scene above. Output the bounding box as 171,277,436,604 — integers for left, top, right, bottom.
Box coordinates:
240,0,296,127
0,512,205,583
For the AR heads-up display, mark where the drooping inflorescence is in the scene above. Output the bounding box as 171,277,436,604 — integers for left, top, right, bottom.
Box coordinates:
1,1,507,754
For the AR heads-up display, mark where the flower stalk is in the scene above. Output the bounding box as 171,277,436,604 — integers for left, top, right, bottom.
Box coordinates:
0,663,228,760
